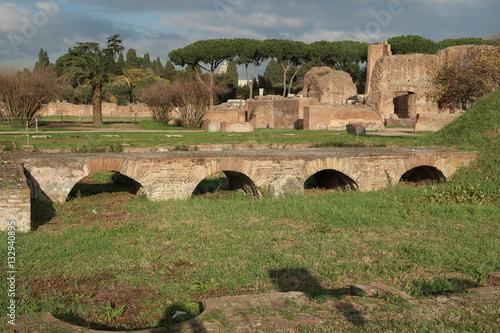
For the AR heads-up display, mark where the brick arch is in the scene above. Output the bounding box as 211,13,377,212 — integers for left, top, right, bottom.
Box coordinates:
62,157,147,201
184,158,262,197
401,154,451,181
303,158,361,188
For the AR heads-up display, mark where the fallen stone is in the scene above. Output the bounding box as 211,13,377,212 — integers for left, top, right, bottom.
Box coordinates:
268,175,304,197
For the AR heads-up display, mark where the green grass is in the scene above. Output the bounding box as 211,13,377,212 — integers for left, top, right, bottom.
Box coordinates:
0,129,424,151
0,186,498,329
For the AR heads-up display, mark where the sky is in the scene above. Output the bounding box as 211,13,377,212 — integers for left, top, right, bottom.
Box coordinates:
0,0,498,70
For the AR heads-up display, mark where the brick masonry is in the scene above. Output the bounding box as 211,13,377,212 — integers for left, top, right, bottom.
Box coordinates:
1,147,476,232
0,161,31,232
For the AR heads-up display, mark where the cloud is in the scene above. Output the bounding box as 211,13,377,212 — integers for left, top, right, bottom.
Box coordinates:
0,3,32,33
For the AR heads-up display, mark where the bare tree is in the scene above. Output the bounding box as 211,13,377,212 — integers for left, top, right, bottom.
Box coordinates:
169,78,211,128
137,81,174,123
0,67,62,127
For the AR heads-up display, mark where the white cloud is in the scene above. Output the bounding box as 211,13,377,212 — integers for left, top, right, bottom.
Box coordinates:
0,3,32,33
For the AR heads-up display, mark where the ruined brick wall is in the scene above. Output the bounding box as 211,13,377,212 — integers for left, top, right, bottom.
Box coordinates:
365,53,438,122
247,99,276,128
246,97,318,129
365,42,392,95
304,106,384,131
0,161,31,232
365,45,498,123
302,67,358,105
203,103,246,124
40,101,152,118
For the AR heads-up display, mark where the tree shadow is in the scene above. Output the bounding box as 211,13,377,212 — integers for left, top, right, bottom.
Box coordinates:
269,267,366,326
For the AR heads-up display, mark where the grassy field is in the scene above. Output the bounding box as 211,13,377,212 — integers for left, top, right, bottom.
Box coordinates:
1,91,499,331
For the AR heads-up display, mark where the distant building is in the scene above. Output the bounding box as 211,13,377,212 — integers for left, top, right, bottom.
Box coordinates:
219,61,228,74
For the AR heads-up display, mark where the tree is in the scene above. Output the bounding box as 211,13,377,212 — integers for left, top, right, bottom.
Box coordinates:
169,39,236,106
137,81,174,123
117,52,126,68
387,35,438,54
143,53,152,70
235,39,269,99
262,59,285,95
63,36,124,126
125,48,141,68
264,39,310,97
0,67,62,127
432,47,500,110
34,48,51,72
104,34,125,61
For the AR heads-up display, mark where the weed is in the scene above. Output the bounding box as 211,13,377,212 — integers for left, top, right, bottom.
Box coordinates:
171,144,190,151
424,184,489,204
98,302,126,322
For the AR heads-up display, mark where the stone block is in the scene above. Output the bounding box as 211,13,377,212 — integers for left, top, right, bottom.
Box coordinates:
346,123,366,135
207,122,221,133
221,122,254,133
268,175,304,197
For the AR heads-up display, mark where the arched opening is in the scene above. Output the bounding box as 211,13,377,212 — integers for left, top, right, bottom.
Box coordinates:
304,169,358,191
399,166,445,185
67,171,144,200
192,171,260,198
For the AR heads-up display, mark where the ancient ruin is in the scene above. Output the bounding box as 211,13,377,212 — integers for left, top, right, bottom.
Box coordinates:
38,43,497,133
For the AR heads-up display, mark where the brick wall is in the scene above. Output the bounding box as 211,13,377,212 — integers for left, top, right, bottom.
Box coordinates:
0,162,31,232
40,101,152,118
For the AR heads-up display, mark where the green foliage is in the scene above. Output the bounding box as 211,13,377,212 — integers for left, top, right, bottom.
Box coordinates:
387,35,439,54
70,84,93,104
98,302,126,322
431,49,500,110
424,184,490,204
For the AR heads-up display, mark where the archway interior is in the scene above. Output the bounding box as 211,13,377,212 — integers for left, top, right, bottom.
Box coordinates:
399,166,446,185
67,171,143,200
192,171,260,198
304,169,358,191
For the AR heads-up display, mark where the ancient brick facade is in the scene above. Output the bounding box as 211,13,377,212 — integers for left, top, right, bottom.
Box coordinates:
365,45,498,123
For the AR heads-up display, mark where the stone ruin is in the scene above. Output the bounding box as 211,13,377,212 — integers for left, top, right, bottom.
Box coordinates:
203,42,498,133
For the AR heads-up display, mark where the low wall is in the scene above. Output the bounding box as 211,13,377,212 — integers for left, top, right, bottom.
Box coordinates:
0,162,31,232
414,113,461,132
304,106,384,131
40,101,152,118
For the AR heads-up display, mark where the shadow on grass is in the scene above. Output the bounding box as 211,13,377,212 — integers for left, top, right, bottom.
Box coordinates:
54,302,208,332
31,200,56,230
269,267,366,326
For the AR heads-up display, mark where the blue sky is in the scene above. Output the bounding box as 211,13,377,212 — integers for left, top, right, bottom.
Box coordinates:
0,0,498,69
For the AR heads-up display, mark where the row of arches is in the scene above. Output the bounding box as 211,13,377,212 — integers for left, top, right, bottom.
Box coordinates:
67,166,446,201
